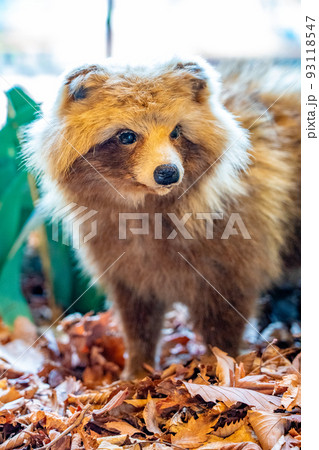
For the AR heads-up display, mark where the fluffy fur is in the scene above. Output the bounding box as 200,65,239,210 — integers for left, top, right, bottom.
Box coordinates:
24,57,300,378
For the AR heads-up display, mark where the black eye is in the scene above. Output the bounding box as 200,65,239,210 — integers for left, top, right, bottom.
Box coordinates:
170,125,181,140
73,85,88,100
118,130,137,145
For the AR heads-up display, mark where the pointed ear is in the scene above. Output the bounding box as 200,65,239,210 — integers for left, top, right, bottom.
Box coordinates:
174,61,209,103
64,64,108,101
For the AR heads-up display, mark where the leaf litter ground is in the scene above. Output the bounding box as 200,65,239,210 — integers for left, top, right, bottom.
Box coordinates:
0,306,300,450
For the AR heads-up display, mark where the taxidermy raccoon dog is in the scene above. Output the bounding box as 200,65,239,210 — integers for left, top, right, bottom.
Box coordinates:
25,57,300,378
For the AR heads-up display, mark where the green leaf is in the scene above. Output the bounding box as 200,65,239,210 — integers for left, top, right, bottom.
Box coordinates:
0,158,17,195
9,206,46,260
6,87,41,126
45,225,74,309
0,125,18,159
0,171,28,270
0,246,32,326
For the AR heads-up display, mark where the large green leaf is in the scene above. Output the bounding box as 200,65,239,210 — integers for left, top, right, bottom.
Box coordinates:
0,158,17,195
45,223,106,313
0,126,18,159
6,87,41,127
45,224,74,309
0,171,28,270
0,245,32,326
0,85,106,325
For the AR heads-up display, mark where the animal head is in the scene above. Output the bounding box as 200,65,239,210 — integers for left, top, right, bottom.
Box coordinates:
25,57,250,206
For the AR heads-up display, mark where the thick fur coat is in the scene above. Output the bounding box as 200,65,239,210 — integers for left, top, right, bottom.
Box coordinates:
25,57,300,378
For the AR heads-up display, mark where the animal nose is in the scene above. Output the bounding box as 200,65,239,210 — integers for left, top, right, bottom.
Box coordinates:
153,164,180,185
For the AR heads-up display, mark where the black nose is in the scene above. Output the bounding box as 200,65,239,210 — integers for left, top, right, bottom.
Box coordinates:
153,164,180,185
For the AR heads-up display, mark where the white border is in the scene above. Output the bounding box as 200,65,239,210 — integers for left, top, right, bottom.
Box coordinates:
302,0,319,447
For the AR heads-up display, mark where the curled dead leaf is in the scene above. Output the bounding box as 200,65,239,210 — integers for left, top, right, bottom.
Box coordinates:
92,388,128,418
248,410,287,450
212,347,235,387
143,393,161,435
183,382,282,410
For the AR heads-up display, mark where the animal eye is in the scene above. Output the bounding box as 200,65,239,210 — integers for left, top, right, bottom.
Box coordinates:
170,125,181,140
118,130,137,145
73,85,88,100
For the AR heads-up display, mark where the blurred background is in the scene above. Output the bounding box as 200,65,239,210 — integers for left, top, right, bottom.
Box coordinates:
0,0,301,338
0,0,300,122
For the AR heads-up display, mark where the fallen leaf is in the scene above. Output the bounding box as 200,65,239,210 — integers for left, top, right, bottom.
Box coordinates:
171,415,214,449
0,339,44,374
248,410,287,450
212,418,247,438
235,374,276,394
202,424,259,448
96,435,134,449
197,442,261,449
101,419,144,436
212,347,236,387
143,393,161,434
93,388,128,418
236,352,258,376
183,382,282,410
0,397,25,414
0,386,22,403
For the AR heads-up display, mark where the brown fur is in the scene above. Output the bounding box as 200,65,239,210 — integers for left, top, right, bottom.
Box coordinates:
25,57,300,378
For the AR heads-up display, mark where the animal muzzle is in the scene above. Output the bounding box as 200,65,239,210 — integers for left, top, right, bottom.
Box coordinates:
153,164,180,186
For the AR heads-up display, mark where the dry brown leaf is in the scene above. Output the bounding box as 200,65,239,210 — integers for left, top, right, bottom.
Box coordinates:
280,434,301,449
0,312,301,449
96,435,134,449
93,388,128,418
261,346,292,371
281,383,301,410
183,382,282,410
200,424,259,448
28,410,46,424
248,410,287,450
0,397,25,414
125,398,148,407
236,352,259,376
41,411,69,432
235,374,276,394
78,427,98,450
197,443,261,449
143,393,161,434
142,444,172,450
55,376,83,403
291,353,301,373
0,386,22,403
171,415,214,449
0,424,33,449
49,429,72,450
68,391,110,405
212,418,247,438
212,347,235,387
101,419,143,436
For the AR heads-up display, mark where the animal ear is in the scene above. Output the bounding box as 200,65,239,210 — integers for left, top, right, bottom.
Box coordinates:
64,64,107,101
174,61,208,102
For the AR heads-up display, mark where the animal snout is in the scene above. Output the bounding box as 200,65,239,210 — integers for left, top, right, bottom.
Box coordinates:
153,164,180,186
